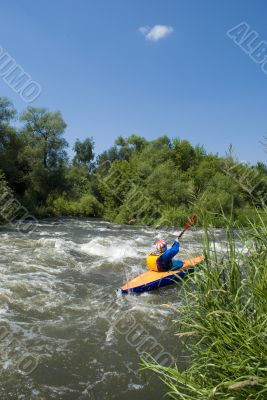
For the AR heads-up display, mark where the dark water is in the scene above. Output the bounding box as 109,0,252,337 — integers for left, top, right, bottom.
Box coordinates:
0,218,211,399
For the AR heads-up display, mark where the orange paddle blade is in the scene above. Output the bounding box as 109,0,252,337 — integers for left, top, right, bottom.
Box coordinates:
183,215,197,230
178,215,197,239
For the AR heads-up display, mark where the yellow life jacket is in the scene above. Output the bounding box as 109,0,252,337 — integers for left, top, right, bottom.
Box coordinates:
146,253,162,271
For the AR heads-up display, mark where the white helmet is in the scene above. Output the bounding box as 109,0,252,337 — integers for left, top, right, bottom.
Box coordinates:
155,240,167,253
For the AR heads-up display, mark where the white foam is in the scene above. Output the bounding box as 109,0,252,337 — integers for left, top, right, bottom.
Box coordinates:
128,383,143,390
79,237,140,260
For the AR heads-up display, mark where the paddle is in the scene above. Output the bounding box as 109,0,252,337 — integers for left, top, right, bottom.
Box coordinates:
177,215,197,240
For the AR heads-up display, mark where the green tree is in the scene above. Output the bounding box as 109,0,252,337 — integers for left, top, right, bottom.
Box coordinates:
0,97,26,195
99,160,133,220
20,107,67,169
19,107,68,207
125,134,147,152
0,97,16,125
146,160,194,206
73,137,95,168
0,170,13,225
64,164,93,198
172,138,197,171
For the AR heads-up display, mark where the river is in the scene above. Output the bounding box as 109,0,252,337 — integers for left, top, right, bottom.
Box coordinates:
0,218,212,399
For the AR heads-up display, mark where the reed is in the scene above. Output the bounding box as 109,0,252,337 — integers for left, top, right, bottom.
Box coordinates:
142,208,267,399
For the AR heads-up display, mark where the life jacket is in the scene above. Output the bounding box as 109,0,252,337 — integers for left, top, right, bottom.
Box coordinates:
146,253,161,271
146,252,172,272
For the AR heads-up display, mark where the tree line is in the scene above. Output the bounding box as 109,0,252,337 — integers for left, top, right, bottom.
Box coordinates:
0,97,266,227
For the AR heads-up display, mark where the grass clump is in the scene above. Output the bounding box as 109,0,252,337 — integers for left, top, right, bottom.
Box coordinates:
142,210,267,399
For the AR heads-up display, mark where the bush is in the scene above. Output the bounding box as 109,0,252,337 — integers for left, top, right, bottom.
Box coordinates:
0,170,14,225
52,194,103,217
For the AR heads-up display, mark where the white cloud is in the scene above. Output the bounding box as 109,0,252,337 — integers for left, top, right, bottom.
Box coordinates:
139,25,174,42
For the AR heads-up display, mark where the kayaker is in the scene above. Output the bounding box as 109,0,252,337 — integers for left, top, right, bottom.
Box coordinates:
146,239,183,272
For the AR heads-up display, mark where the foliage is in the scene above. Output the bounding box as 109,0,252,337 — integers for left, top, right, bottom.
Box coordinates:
64,164,93,198
18,107,68,208
52,194,103,217
0,96,266,225
95,135,266,226
0,98,25,194
20,107,68,169
0,97,16,125
73,137,95,168
0,170,14,224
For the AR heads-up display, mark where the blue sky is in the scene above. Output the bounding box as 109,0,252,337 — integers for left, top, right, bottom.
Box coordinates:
0,0,267,164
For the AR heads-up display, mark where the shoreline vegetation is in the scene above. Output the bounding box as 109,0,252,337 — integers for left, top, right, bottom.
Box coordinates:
0,96,267,228
143,212,267,399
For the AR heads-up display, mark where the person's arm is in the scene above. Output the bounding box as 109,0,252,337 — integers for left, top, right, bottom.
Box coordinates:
160,241,180,264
